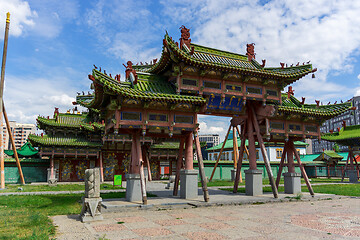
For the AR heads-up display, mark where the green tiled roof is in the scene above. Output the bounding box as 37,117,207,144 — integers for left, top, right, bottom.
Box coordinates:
37,113,104,132
37,113,86,128
321,125,360,146
299,154,320,162
4,142,38,157
278,94,352,118
5,157,48,163
28,134,102,148
314,150,343,161
87,69,206,107
137,33,315,82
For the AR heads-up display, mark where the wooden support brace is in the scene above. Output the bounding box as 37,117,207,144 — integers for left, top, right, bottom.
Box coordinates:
275,143,287,189
235,126,243,182
173,137,185,196
233,127,238,168
144,146,152,181
136,134,147,205
194,131,209,202
290,141,314,196
209,125,232,181
250,105,278,198
353,155,360,179
233,123,246,193
3,103,25,184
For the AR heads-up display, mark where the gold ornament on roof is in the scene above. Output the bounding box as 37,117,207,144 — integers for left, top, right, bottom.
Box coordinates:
6,12,10,23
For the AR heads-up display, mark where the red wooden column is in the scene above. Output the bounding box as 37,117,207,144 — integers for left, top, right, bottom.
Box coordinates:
130,131,140,174
247,112,257,170
287,143,295,173
184,132,193,170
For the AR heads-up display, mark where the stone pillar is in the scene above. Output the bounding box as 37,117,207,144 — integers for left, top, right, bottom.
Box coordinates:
283,142,301,194
126,173,142,202
180,169,198,199
245,110,262,195
80,168,103,222
348,170,358,183
283,172,301,194
126,131,142,202
245,169,263,196
48,157,57,185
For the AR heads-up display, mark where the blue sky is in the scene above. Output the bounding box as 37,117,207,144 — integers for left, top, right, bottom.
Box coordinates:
1,0,360,141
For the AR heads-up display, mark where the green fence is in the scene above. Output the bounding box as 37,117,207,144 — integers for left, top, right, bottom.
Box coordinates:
5,162,48,184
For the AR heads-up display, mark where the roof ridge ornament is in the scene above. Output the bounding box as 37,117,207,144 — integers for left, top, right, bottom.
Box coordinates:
123,61,138,85
179,25,191,50
246,43,255,61
287,86,294,99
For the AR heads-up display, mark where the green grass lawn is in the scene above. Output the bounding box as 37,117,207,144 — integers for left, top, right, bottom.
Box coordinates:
0,191,155,240
1,183,124,193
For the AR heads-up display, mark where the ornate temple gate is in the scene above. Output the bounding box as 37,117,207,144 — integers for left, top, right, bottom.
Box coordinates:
322,124,360,183
80,26,351,203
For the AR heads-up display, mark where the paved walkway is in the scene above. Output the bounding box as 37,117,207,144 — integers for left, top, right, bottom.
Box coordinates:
53,197,360,240
50,181,360,240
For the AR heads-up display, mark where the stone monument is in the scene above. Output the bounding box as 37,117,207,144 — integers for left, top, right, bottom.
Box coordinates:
80,168,103,222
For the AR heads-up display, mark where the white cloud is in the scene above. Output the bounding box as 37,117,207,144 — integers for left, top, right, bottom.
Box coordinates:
0,0,36,37
358,74,360,80
3,75,78,124
197,115,231,141
28,0,80,38
198,121,224,135
161,0,360,102
84,0,165,62
0,0,80,39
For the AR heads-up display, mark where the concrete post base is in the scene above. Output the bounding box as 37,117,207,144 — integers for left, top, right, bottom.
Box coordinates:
180,169,198,199
48,178,57,186
126,173,142,202
245,169,263,196
80,197,103,222
347,170,358,183
231,169,237,181
283,172,301,194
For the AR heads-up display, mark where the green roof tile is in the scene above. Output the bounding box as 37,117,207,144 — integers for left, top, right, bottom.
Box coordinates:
28,134,102,148
278,94,352,118
322,125,360,146
4,142,38,157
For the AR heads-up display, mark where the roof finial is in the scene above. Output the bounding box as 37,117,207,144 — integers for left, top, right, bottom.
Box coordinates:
179,25,191,49
6,12,10,23
246,43,255,61
287,86,294,99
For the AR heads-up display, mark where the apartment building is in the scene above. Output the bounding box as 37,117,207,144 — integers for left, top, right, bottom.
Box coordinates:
312,96,360,153
2,121,36,150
